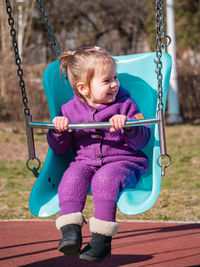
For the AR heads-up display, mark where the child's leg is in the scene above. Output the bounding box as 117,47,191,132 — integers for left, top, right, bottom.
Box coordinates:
58,161,96,215
56,161,96,255
80,161,136,261
92,161,137,221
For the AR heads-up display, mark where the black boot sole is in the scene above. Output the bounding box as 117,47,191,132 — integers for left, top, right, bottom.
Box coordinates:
58,240,81,255
79,252,111,262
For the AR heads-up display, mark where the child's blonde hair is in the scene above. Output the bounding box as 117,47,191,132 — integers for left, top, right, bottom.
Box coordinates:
59,45,116,100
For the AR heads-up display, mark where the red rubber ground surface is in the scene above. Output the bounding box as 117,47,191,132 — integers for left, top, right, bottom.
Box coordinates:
0,221,199,266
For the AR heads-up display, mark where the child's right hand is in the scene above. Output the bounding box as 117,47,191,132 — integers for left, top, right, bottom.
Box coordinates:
52,116,72,133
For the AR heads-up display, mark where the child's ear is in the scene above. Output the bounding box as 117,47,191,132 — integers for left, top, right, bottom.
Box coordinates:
77,82,89,96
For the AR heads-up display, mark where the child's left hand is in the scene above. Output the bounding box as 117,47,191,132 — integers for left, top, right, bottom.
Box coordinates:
109,115,128,132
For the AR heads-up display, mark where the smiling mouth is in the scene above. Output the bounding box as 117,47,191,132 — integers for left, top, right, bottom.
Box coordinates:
107,92,115,96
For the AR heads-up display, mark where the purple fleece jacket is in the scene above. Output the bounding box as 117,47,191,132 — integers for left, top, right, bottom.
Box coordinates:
47,87,151,178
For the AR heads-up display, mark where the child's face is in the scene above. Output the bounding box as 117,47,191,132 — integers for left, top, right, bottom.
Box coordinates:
85,62,119,107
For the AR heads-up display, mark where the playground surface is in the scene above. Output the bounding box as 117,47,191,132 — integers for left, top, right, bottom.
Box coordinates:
0,220,199,267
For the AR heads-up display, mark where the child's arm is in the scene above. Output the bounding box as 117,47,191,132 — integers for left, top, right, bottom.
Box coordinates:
122,122,150,150
109,115,130,132
119,99,151,150
52,116,72,133
47,116,73,155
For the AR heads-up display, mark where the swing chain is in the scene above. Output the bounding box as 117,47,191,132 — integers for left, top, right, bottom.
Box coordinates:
5,0,41,177
5,0,30,116
155,0,170,52
36,0,62,58
155,0,171,175
155,0,166,111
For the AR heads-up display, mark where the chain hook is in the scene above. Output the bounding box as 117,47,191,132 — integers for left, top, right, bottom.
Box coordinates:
157,154,171,176
26,158,41,178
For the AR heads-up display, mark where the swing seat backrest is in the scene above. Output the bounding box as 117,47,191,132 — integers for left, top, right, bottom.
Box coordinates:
29,52,172,217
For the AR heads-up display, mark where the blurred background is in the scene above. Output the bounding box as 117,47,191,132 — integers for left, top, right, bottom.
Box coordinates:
0,0,199,123
0,0,199,221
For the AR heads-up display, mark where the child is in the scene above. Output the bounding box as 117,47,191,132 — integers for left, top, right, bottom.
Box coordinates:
47,45,150,262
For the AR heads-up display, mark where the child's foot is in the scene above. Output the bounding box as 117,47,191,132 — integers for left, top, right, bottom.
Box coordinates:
79,233,111,262
58,224,82,255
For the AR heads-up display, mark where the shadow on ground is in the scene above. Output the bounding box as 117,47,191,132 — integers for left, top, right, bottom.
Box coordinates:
20,254,153,267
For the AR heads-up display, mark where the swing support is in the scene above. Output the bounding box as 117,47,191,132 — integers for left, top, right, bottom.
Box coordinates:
26,108,170,175
5,0,171,177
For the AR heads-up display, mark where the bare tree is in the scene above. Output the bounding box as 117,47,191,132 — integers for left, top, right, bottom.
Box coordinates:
21,0,36,59
0,0,13,100
0,0,36,120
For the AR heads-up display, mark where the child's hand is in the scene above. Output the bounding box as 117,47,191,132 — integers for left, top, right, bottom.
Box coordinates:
109,115,128,132
52,116,72,133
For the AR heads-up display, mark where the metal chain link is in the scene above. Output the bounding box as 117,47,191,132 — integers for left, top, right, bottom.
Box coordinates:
155,0,165,111
5,0,30,116
5,0,42,177
155,0,171,175
36,0,62,58
155,0,171,110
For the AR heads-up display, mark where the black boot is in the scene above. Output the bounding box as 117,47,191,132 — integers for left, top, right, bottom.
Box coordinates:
80,233,111,262
56,212,84,255
58,224,82,255
79,217,118,262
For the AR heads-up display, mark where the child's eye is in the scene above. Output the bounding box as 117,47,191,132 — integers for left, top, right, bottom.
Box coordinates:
103,79,110,83
103,75,118,83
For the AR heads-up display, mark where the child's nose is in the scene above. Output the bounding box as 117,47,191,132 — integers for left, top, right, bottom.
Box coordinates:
111,81,117,88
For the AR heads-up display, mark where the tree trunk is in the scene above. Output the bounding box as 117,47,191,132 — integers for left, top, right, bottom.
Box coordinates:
0,0,13,100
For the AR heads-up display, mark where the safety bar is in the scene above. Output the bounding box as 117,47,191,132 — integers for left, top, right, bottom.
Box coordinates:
28,117,160,130
25,115,171,177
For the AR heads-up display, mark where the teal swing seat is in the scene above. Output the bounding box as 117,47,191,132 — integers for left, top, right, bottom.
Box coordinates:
29,52,172,217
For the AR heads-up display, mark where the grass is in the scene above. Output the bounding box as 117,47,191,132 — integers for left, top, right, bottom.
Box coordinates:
0,123,199,221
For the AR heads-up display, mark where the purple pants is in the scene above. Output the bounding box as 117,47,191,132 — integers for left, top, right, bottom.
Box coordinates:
58,161,137,222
